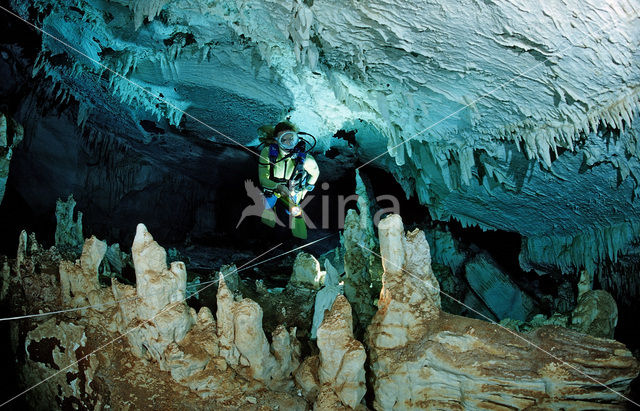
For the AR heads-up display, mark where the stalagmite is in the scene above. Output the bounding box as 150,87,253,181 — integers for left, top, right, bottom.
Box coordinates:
59,236,109,308
368,214,639,409
296,295,367,409
216,270,301,390
290,252,325,290
311,259,342,339
571,290,618,339
316,295,366,409
341,171,381,332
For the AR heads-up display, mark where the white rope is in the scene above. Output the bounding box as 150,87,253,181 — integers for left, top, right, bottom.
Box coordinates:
191,233,336,288
359,244,640,408
0,235,330,321
0,5,262,162
0,262,235,407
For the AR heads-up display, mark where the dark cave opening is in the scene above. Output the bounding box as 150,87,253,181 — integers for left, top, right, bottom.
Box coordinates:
447,221,563,312
0,2,638,408
1,131,638,355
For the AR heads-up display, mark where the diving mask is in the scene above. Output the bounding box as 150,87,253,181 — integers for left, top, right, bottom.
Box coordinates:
277,131,300,151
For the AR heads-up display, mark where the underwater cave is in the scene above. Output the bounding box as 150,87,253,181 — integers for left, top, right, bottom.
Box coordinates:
1,0,640,409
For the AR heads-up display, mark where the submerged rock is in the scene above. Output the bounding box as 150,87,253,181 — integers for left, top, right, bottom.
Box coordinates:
465,252,538,321
59,235,110,309
290,251,325,290
571,289,618,339
216,271,300,389
368,214,640,409
310,258,343,339
54,195,84,258
0,112,23,205
296,295,367,409
10,224,309,408
5,217,639,409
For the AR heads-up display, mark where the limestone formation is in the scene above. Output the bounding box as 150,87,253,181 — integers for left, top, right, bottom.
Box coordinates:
578,269,594,299
10,223,309,408
465,252,538,321
317,295,366,409
571,289,619,339
59,235,111,309
368,214,640,410
216,272,300,390
311,258,342,339
424,227,467,275
22,318,101,410
369,214,441,351
342,207,379,332
505,288,620,339
0,112,23,205
1,257,10,300
102,243,128,277
290,251,325,290
296,295,367,409
54,195,84,258
5,215,640,409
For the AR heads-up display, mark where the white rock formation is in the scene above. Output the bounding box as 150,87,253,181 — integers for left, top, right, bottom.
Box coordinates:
571,289,619,339
15,223,308,408
311,258,342,340
59,235,110,308
113,224,194,361
216,272,300,389
296,295,367,409
290,251,325,290
316,295,366,409
368,214,639,409
6,218,640,409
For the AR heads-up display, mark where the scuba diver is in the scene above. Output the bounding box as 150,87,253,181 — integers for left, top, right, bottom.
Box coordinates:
258,121,319,239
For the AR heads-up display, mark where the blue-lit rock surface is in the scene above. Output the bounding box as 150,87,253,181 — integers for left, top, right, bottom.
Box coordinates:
2,0,640,408
3,0,639,274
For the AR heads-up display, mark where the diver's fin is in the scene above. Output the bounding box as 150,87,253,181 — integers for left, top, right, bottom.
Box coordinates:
291,215,307,239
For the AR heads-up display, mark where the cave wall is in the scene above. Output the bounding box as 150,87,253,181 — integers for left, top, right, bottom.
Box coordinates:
0,0,639,275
